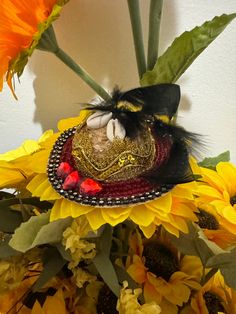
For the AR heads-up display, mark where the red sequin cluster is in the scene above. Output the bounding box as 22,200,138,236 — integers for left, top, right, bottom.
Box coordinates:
57,162,102,195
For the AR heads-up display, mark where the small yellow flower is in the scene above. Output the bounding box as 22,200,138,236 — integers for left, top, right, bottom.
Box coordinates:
62,217,96,267
69,267,96,289
196,162,236,235
0,0,69,96
117,281,162,314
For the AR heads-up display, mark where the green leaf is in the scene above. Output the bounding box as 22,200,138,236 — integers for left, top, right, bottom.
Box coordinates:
0,205,23,233
93,224,120,297
206,247,236,289
31,217,73,247
198,151,230,170
0,197,52,212
33,247,66,292
141,13,236,86
54,243,72,262
9,212,50,252
9,213,72,253
169,223,220,266
0,234,21,259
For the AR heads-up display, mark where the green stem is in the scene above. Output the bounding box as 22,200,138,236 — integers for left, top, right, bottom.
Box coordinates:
202,267,218,285
127,0,146,78
37,26,111,101
147,0,163,70
54,48,111,101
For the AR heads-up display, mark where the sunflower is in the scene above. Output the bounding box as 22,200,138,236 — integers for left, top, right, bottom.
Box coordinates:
126,234,201,314
195,200,236,249
180,272,236,314
196,162,236,235
0,130,54,190
0,0,68,96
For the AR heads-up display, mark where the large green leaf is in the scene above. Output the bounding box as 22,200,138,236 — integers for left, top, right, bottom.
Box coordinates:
0,205,23,233
92,225,120,297
33,247,67,292
9,212,50,252
169,223,225,266
9,212,72,253
198,151,230,170
0,234,21,259
141,13,236,86
206,247,236,289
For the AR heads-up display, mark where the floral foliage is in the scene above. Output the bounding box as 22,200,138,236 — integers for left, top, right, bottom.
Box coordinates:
0,1,236,313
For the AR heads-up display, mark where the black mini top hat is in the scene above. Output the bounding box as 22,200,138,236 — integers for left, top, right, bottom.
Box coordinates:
47,84,197,207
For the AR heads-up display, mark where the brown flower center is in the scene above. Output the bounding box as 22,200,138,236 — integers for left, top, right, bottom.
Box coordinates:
97,285,118,314
230,195,236,206
143,241,179,281
203,291,225,314
196,209,219,230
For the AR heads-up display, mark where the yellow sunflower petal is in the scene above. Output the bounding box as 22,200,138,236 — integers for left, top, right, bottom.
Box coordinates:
57,110,90,131
27,174,60,201
85,208,107,230
171,185,194,200
139,223,156,238
130,205,156,227
171,202,197,221
0,140,40,161
146,193,172,213
29,150,51,173
216,162,236,196
127,255,147,284
50,198,93,221
197,185,223,200
221,205,236,224
160,222,179,237
101,207,131,226
0,164,27,189
200,166,226,193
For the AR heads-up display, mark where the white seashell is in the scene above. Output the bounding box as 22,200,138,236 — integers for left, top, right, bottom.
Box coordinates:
87,111,113,129
106,119,126,142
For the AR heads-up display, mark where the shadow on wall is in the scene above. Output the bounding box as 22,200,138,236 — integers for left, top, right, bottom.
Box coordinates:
29,0,189,132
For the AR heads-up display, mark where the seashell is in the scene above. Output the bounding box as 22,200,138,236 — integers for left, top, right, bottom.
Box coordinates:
87,111,112,129
106,118,126,142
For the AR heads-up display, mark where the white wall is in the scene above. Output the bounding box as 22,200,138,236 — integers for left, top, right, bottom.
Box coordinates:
0,0,236,163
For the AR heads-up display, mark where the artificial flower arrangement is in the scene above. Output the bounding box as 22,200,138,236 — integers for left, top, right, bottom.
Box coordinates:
0,1,236,313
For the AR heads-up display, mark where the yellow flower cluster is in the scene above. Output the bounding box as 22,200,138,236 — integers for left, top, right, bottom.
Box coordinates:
117,281,161,314
0,257,27,294
63,217,96,267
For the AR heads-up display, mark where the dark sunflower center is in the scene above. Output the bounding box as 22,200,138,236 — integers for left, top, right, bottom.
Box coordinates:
196,209,219,230
143,241,179,281
203,291,225,314
230,195,236,206
97,285,118,314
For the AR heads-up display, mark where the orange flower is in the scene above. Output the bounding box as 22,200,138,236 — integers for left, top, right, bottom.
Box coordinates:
0,0,68,96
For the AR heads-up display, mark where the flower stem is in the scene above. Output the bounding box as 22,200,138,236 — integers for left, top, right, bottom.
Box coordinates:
37,26,111,101
147,0,163,70
201,267,218,285
127,0,146,78
54,48,111,101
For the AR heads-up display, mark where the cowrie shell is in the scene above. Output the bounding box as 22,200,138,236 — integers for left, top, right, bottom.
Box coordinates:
106,119,126,142
87,111,113,129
